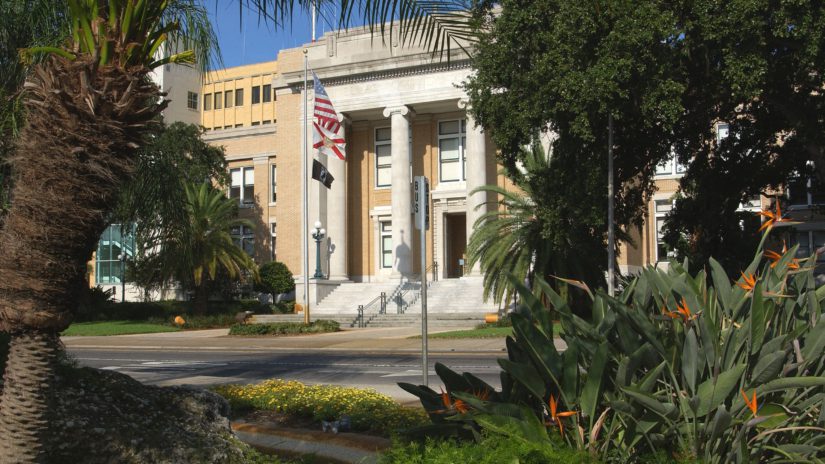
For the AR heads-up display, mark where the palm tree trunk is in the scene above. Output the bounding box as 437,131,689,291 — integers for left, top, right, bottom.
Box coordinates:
0,331,59,463
0,56,161,462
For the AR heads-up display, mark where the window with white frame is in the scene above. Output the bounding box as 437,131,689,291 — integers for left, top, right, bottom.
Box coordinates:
187,91,198,110
716,122,730,144
270,222,277,261
655,151,687,177
95,223,135,284
654,199,675,262
438,119,467,182
375,128,391,188
737,195,762,212
232,225,255,257
380,221,392,268
270,164,277,203
230,167,254,206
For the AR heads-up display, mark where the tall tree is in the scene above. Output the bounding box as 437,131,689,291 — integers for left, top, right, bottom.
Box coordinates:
464,1,684,288
149,182,258,314
114,121,228,297
0,1,217,461
662,2,825,271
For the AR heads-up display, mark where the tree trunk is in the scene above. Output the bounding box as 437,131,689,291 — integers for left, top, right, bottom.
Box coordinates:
0,56,161,462
194,283,209,315
0,330,59,463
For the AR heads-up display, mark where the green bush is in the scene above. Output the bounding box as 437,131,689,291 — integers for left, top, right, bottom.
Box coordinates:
255,261,295,297
380,434,592,464
474,314,512,329
272,301,295,314
228,320,339,336
401,237,825,463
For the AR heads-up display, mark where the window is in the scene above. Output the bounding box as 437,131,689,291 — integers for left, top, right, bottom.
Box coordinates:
224,125,232,130
203,93,211,110
95,224,135,284
235,123,243,128
270,164,277,203
438,119,466,182
716,122,730,144
375,127,392,188
270,223,277,261
787,174,825,207
380,221,392,268
654,200,674,262
214,92,222,110
187,91,198,110
655,151,687,177
232,225,255,257
791,230,825,264
252,86,261,104
263,84,272,102
230,167,255,205
251,121,260,126
262,120,272,125
224,90,233,108
235,88,244,106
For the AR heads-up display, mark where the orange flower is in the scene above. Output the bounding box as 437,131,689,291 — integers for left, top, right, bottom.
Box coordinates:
663,298,697,323
546,394,576,435
436,388,469,414
473,388,492,402
736,272,757,291
758,203,787,232
764,242,800,270
741,389,758,416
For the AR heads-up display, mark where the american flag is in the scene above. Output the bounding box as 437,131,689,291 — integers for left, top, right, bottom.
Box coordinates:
312,71,346,160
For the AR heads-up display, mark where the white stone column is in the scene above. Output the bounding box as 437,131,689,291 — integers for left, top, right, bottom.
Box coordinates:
326,114,349,280
383,105,415,277
461,100,488,275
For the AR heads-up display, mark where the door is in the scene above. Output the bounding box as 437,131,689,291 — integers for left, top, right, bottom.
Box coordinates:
445,213,467,278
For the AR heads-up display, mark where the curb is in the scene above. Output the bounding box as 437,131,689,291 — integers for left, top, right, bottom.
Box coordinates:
232,422,391,464
64,345,507,355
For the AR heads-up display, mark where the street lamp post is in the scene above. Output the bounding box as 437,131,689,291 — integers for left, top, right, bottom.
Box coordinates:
312,221,326,279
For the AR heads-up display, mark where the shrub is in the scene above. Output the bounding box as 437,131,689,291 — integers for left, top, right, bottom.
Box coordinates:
272,301,295,314
475,314,512,329
380,433,593,464
255,261,295,297
401,238,825,463
213,379,428,435
228,320,339,336
74,299,273,323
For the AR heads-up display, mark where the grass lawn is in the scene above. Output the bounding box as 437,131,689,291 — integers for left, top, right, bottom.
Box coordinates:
424,323,563,339
62,321,181,337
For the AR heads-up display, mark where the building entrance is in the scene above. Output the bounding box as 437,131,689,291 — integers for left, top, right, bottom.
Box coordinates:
445,213,467,278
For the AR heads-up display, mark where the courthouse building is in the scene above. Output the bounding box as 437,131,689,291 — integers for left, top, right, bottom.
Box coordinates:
92,23,825,306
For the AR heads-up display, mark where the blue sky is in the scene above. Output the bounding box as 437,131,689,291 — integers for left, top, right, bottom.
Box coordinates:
208,3,341,69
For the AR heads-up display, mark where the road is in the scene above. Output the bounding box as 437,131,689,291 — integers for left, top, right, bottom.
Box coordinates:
67,347,503,403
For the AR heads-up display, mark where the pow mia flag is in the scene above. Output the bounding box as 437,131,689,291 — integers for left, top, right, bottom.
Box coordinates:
312,159,334,189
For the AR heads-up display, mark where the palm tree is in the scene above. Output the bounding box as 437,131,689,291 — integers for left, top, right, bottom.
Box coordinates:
0,1,216,461
467,141,609,309
154,182,258,314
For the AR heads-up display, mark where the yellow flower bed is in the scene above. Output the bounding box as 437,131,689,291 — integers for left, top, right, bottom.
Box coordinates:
214,379,428,434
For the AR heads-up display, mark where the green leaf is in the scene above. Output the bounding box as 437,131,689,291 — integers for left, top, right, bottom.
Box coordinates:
474,409,551,445
749,351,787,387
706,405,732,448
695,363,746,417
710,257,733,309
750,282,766,355
758,376,825,394
639,361,666,393
621,386,678,420
683,328,699,394
498,359,546,401
753,403,789,429
561,338,579,402
580,342,608,424
801,315,825,364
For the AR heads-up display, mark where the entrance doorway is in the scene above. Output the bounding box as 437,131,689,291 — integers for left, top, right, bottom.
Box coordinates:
445,213,467,278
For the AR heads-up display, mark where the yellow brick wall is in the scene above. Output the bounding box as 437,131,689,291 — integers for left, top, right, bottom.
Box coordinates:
201,61,278,131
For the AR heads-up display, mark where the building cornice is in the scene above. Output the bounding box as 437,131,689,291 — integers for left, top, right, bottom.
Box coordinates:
203,125,276,142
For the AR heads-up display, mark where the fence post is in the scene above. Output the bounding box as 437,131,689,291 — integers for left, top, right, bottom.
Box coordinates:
357,305,364,328
380,292,386,314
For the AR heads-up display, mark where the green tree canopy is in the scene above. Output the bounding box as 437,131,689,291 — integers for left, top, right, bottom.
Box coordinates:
255,261,295,297
465,1,825,275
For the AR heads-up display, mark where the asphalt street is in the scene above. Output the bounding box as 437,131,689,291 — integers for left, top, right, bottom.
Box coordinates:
67,347,503,403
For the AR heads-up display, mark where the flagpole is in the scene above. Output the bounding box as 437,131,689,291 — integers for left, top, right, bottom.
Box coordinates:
303,48,311,324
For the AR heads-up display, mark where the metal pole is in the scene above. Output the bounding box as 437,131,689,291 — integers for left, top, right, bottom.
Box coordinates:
302,50,311,324
607,114,615,297
419,178,429,387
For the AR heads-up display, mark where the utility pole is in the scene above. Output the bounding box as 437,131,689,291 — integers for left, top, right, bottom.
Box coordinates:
607,114,615,297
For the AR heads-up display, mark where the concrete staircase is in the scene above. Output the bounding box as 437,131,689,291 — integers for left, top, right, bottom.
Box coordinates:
252,276,500,329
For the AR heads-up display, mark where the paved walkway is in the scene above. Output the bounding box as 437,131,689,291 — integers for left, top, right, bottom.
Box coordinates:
62,326,515,354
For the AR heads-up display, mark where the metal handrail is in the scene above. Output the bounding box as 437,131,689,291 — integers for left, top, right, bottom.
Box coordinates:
426,262,439,282
356,291,386,328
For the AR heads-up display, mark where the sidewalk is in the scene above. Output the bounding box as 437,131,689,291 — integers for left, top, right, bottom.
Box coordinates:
62,326,512,354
